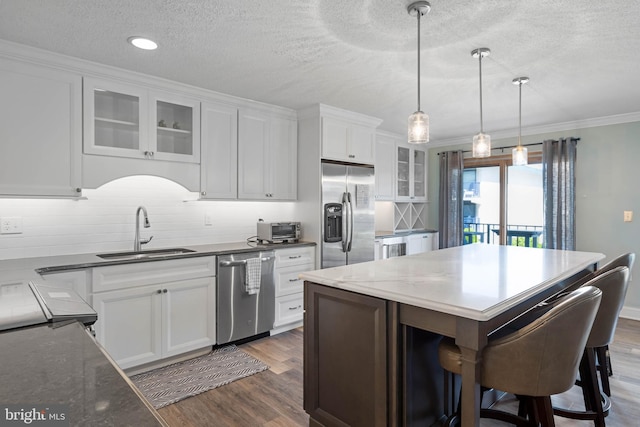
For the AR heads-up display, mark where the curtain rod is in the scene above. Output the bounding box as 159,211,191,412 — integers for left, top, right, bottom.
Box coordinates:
437,137,580,155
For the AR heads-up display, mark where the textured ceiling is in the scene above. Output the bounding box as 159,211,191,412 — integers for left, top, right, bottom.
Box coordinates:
1,0,639,144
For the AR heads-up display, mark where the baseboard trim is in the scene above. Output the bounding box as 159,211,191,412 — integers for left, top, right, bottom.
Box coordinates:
620,306,640,321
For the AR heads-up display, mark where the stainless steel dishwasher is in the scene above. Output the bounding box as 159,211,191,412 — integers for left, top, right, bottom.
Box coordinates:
216,250,275,344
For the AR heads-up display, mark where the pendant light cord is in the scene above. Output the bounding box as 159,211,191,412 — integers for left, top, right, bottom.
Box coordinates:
518,80,522,146
416,11,421,111
478,53,484,133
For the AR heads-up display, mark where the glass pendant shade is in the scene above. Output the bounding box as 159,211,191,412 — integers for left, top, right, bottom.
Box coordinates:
408,110,429,144
472,132,491,158
512,145,528,166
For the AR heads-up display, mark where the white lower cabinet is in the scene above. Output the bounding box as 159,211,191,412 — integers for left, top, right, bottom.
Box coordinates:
91,257,216,370
272,246,315,332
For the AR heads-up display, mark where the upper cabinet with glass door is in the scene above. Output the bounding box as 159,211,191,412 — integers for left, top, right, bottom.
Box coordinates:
83,77,200,163
396,142,427,201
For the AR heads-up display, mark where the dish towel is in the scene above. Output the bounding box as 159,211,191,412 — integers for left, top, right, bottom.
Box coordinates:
245,258,262,295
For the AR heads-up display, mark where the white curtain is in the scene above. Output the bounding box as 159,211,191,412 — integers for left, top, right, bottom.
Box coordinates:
542,138,578,250
438,151,464,248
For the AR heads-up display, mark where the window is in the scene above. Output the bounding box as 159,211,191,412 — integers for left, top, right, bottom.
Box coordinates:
462,152,543,247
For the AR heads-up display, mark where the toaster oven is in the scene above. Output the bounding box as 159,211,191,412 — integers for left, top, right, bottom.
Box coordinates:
257,221,300,243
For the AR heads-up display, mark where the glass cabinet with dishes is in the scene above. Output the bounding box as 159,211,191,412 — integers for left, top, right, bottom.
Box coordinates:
83,77,200,163
396,143,426,201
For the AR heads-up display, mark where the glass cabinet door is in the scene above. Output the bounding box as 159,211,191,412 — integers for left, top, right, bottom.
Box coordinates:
150,93,200,163
396,144,427,201
413,149,426,199
83,77,147,158
396,145,410,199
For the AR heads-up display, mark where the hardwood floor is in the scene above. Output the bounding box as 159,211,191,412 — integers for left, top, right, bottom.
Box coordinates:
158,319,640,426
157,327,308,427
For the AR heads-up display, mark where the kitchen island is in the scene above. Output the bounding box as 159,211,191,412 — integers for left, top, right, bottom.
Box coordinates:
300,244,604,427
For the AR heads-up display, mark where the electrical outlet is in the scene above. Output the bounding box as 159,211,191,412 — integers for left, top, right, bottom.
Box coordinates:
624,211,633,222
0,217,23,234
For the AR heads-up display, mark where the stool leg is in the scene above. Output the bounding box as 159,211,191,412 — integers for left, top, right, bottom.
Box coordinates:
596,346,612,396
532,396,556,427
584,348,606,427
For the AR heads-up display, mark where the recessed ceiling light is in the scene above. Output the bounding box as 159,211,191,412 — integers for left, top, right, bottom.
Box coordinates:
127,36,158,50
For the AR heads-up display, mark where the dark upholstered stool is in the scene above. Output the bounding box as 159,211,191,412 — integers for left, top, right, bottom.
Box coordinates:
553,266,630,426
589,253,635,395
438,286,602,427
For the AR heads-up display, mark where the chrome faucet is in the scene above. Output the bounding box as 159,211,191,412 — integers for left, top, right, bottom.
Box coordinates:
134,206,153,252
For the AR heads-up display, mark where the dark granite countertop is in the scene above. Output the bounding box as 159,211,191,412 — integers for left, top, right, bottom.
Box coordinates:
0,321,167,426
0,241,316,278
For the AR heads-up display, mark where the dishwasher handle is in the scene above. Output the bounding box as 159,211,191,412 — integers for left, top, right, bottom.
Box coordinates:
219,256,274,267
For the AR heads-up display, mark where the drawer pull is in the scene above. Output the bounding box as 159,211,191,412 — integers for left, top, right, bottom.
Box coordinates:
288,305,302,310
288,255,302,259
289,278,300,282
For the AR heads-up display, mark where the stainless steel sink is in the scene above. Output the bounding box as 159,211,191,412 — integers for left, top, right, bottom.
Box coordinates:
96,248,196,261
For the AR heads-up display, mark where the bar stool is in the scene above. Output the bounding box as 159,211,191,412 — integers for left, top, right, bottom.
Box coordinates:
553,266,630,426
438,286,602,427
590,253,634,393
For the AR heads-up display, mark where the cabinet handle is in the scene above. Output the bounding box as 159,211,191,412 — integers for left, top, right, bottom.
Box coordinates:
348,154,355,158
289,278,300,282
201,191,206,196
75,188,81,193
163,289,168,293
156,289,162,294
288,305,302,310
288,255,302,259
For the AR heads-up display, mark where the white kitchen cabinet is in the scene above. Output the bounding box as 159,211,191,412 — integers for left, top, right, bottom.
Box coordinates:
238,108,297,200
83,77,200,163
150,90,201,163
405,233,436,255
39,270,90,302
272,246,315,333
396,143,427,201
322,117,376,164
200,101,238,199
375,131,398,200
91,257,216,370
0,57,82,197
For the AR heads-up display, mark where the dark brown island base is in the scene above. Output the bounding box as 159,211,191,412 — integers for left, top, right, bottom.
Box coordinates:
300,245,603,427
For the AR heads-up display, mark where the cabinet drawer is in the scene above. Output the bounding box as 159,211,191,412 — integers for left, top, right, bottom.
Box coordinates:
275,263,313,297
92,256,215,293
274,293,303,327
275,246,315,268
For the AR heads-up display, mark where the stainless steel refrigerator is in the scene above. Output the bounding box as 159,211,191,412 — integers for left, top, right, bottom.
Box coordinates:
321,161,375,268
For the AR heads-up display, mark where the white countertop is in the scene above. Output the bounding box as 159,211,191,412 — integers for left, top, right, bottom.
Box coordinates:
299,244,604,321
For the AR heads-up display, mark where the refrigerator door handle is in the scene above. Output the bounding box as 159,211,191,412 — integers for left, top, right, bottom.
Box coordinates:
346,192,354,252
341,192,349,253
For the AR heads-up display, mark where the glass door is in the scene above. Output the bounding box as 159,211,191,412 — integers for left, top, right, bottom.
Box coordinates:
83,77,147,158
507,164,544,247
463,153,543,247
150,92,200,163
463,166,500,245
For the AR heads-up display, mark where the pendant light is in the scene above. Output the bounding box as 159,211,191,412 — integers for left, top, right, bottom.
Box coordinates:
407,1,431,144
471,48,491,158
512,77,529,166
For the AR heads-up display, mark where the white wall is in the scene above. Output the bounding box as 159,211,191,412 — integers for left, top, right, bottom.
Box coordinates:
0,175,296,260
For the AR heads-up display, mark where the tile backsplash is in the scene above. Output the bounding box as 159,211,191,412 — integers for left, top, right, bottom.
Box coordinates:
0,176,296,260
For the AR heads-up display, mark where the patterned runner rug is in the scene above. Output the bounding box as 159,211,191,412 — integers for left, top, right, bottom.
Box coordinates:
130,345,269,409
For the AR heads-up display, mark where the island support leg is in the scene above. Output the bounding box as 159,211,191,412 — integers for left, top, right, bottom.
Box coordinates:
459,346,482,427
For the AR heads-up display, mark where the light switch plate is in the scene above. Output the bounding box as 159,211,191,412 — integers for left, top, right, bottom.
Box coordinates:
624,211,633,222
